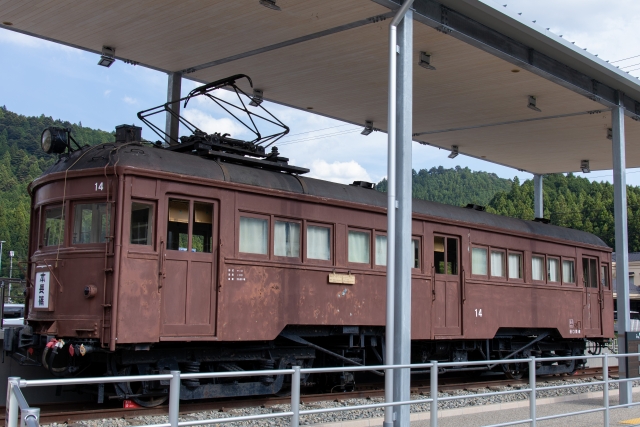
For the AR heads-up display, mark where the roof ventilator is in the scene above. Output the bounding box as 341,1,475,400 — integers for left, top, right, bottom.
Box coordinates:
465,204,486,211
351,181,375,189
533,217,551,224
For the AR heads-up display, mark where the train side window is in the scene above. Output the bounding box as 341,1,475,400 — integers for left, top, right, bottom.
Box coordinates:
307,225,331,260
192,202,213,253
274,220,300,258
582,257,598,288
434,237,445,274
73,203,109,244
532,255,545,281
375,235,387,266
130,202,154,246
412,238,420,269
471,247,487,276
601,263,609,288
167,199,190,251
43,206,65,246
508,252,523,279
239,216,268,255
547,257,560,283
447,238,458,274
563,259,575,283
348,230,370,264
490,250,505,278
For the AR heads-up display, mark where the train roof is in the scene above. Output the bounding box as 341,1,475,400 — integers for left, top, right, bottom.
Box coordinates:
39,142,609,249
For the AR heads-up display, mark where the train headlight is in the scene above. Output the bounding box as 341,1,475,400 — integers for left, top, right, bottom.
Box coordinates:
41,127,69,154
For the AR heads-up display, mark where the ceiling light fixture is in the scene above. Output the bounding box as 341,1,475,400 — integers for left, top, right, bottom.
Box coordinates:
98,46,116,68
580,160,590,173
361,121,374,136
259,0,281,11
249,89,263,107
448,145,459,159
527,95,541,112
418,52,436,70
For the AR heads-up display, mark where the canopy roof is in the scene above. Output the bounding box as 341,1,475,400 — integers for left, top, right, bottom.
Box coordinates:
2,0,640,174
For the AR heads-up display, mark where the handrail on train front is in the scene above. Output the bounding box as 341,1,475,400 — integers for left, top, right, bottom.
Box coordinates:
6,352,640,427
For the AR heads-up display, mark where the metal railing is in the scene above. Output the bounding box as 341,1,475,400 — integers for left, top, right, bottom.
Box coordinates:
6,352,640,427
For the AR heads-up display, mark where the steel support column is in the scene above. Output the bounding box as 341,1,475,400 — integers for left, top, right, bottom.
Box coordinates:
533,174,543,219
165,71,182,146
612,92,632,405
392,7,413,427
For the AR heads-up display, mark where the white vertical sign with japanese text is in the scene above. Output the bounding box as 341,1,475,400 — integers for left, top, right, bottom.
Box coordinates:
35,271,50,309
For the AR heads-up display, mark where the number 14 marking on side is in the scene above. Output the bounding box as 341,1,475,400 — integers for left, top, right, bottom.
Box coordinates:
475,308,483,317
95,182,104,191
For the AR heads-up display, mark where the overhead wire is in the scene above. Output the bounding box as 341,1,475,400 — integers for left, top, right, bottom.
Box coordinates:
278,129,362,146
610,54,640,64
280,123,354,138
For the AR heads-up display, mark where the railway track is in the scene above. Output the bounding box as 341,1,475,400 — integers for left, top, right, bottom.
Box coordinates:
2,366,616,425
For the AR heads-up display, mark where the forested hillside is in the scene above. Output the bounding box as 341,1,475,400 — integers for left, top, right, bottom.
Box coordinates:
0,106,113,278
376,166,512,206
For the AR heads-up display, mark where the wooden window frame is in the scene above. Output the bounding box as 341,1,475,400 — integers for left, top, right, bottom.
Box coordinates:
507,250,524,282
70,199,112,248
304,221,334,266
601,262,611,289
40,203,66,249
412,236,422,271
470,245,489,279
373,232,387,270
272,217,302,263
546,256,561,284
561,257,577,286
489,248,507,281
129,199,157,251
531,253,546,284
237,211,270,260
347,227,372,268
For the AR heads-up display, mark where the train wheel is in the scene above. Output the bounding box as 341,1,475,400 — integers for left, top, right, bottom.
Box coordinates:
503,363,524,380
120,364,169,407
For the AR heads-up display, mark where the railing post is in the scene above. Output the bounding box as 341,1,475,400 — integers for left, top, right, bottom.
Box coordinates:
6,377,19,427
20,407,39,427
169,371,180,427
529,357,536,427
291,366,301,427
603,354,609,426
430,361,438,427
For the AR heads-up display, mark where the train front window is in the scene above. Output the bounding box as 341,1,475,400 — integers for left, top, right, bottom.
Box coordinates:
44,206,64,246
130,202,154,245
436,236,459,275
582,257,599,288
167,199,189,251
192,203,213,253
274,220,300,257
72,203,109,244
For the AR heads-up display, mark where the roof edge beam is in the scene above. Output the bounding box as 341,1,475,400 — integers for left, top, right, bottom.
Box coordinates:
373,0,640,118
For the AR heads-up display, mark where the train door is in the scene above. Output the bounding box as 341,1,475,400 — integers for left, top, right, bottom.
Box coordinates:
582,257,602,335
432,235,462,336
160,197,218,337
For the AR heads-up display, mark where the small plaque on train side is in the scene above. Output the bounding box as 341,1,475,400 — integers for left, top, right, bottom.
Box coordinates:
328,273,355,285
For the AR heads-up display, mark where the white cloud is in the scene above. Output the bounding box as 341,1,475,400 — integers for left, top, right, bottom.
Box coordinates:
123,96,138,105
305,159,372,184
104,89,111,97
182,109,247,137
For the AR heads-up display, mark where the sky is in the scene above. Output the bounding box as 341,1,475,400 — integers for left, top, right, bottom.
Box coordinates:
1,0,640,186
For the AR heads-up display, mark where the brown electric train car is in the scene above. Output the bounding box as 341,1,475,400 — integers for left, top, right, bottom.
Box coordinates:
5,76,613,405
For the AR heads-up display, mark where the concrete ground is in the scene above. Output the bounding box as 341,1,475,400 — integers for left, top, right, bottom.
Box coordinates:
414,390,640,427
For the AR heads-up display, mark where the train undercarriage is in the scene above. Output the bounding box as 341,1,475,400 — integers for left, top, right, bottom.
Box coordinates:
4,325,600,406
